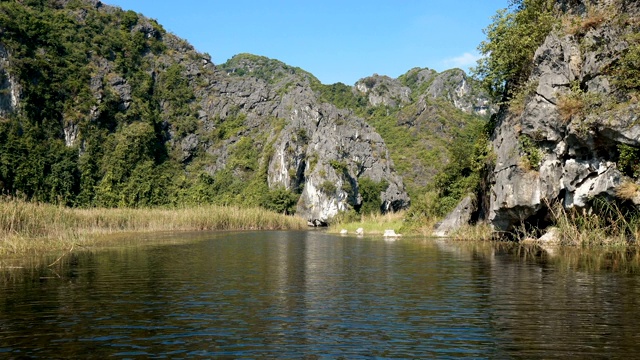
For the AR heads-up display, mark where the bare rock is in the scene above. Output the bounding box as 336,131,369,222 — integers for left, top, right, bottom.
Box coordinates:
433,195,476,237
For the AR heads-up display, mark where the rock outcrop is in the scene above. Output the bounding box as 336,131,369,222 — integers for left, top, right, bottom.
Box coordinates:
484,0,640,232
357,68,493,116
199,55,411,223
355,74,411,108
0,44,19,118
206,56,410,223
433,195,476,237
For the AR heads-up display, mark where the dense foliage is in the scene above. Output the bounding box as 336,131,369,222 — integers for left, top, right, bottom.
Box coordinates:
473,0,556,101
0,1,303,213
0,0,167,206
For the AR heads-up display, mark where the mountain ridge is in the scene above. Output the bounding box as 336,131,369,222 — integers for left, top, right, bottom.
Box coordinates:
0,0,490,224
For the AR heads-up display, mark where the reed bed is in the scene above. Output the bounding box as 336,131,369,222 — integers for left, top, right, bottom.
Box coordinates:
547,199,640,247
450,223,495,241
0,198,307,255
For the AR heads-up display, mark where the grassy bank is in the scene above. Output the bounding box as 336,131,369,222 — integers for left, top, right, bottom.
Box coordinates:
0,199,307,255
328,211,425,236
329,200,640,248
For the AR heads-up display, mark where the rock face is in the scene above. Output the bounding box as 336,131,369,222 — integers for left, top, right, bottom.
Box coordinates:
0,44,19,118
356,68,493,116
433,195,476,237
206,56,409,223
485,0,640,231
355,74,411,108
425,69,492,115
350,67,494,195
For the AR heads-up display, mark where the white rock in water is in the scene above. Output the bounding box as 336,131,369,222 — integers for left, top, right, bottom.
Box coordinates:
383,229,401,237
340,229,348,235
355,227,364,235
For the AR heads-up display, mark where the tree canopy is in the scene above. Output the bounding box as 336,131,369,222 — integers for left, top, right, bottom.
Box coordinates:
473,0,556,101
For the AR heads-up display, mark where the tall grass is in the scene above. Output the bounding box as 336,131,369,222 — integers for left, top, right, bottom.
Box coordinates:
0,198,307,255
450,223,495,241
547,198,640,247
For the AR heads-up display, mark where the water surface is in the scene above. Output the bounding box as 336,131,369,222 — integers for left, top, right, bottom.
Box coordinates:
1,231,640,358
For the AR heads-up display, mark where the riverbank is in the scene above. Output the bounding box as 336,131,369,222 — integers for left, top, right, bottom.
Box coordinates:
0,199,307,256
329,202,640,248
327,211,438,236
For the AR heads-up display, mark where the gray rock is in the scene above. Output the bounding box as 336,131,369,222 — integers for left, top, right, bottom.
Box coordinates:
0,44,20,118
426,69,493,115
64,123,79,147
180,134,199,162
478,0,640,232
196,57,410,224
433,195,476,237
538,227,559,243
355,74,411,108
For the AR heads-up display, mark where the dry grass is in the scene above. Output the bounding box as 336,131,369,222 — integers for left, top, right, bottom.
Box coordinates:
561,6,609,35
547,200,637,247
450,223,495,241
616,181,639,201
0,198,307,256
557,93,585,122
508,80,538,117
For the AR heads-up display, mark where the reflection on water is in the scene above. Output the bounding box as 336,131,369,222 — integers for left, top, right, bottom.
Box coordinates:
1,231,640,358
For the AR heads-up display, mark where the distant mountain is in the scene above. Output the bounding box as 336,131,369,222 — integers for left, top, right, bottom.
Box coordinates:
0,0,491,224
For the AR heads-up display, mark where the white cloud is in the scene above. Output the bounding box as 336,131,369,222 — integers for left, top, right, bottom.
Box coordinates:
443,52,482,69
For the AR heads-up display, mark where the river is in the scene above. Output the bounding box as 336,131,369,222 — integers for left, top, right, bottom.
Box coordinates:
1,231,640,358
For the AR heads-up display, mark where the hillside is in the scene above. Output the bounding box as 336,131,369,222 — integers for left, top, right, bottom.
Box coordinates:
0,0,490,224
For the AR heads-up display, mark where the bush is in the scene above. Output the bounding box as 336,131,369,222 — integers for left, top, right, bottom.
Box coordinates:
518,135,543,171
358,177,388,215
262,187,299,215
618,144,640,178
319,180,337,194
432,120,492,216
614,33,640,93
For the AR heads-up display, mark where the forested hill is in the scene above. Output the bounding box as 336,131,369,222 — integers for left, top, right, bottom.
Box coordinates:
0,0,490,223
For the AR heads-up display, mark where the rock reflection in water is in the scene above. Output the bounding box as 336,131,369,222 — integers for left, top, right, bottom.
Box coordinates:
0,232,639,358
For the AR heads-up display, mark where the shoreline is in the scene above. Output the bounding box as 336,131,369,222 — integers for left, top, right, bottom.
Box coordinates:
0,199,307,257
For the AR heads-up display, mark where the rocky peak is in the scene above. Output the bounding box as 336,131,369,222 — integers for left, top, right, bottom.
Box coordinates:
352,68,494,117
427,69,473,112
220,53,316,86
355,74,411,107
204,59,410,223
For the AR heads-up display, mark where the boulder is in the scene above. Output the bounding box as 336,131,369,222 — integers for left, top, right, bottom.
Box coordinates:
383,229,401,237
433,195,476,237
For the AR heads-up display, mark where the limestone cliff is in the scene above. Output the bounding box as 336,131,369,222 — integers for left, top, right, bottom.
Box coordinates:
206,55,410,223
460,0,640,234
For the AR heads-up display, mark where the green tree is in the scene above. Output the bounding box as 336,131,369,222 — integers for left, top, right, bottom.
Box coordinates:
358,177,389,215
473,0,555,101
262,187,299,215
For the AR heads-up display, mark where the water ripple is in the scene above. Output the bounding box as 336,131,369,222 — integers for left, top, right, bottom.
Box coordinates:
1,232,640,358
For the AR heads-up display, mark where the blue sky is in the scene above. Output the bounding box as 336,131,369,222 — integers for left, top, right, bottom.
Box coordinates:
104,1,508,85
